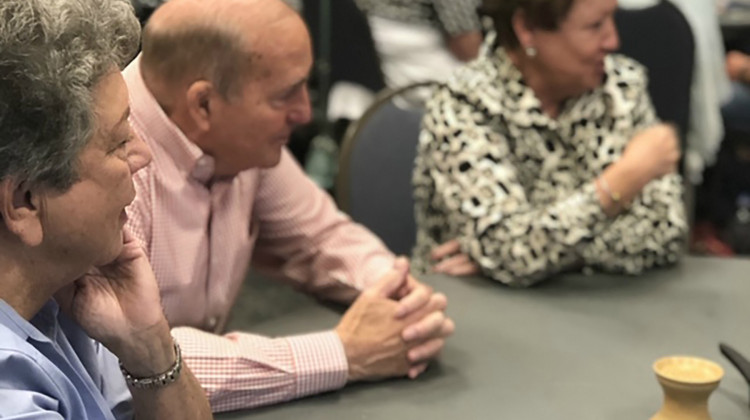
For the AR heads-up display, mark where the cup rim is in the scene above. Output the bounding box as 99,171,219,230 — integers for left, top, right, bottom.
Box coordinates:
653,355,724,385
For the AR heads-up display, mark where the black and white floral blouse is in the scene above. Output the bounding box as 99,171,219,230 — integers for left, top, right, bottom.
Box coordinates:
413,47,687,286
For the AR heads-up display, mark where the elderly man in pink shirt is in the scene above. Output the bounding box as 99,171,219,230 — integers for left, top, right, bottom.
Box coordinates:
124,0,454,412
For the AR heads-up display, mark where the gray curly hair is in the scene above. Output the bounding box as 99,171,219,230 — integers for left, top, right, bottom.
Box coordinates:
0,0,140,191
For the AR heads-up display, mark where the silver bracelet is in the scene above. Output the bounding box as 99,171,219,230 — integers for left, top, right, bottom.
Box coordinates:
120,338,182,389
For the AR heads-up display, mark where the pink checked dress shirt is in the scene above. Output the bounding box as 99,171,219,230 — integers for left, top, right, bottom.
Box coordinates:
122,57,396,411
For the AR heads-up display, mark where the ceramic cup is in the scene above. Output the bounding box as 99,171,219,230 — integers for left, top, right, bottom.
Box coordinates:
650,355,724,420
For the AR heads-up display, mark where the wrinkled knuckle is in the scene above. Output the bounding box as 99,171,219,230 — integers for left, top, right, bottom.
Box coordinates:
411,324,424,339
432,293,448,309
428,309,442,322
435,313,447,328
430,313,446,331
427,297,441,312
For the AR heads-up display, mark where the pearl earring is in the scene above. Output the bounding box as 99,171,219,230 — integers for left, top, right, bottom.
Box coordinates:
525,46,537,57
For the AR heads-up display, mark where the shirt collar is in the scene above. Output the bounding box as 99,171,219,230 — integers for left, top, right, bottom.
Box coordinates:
123,55,216,185
0,298,59,344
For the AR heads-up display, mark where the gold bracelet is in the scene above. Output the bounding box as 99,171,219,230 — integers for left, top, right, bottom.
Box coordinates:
597,176,621,206
120,338,182,389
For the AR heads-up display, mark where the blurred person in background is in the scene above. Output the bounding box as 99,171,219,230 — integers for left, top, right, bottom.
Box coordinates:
355,0,483,98
724,51,750,132
0,0,211,418
413,0,688,286
666,0,750,255
619,0,731,185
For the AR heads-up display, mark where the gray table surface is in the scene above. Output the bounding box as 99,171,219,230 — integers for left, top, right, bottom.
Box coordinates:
217,256,750,419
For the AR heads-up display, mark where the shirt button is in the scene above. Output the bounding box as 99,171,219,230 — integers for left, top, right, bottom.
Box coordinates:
191,155,215,183
207,316,218,330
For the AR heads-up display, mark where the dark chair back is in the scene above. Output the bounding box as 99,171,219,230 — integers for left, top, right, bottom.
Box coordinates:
615,1,694,142
336,82,438,255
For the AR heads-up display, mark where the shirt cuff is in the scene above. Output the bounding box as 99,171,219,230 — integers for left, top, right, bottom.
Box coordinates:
287,330,348,399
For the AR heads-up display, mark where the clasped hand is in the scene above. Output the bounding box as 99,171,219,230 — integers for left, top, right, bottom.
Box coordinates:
336,257,454,381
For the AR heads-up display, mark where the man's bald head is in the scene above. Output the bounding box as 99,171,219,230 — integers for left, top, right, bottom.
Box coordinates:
140,0,301,100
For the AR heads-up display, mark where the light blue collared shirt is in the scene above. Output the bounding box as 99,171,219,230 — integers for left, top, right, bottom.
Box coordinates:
0,299,133,419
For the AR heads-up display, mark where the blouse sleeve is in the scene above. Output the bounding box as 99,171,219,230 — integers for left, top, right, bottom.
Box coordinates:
579,76,688,273
416,86,611,287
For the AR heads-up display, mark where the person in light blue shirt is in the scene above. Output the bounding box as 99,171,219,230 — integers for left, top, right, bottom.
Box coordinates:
0,301,132,419
0,0,213,418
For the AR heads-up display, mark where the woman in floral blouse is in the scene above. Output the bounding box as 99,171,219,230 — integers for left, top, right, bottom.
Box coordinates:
413,0,687,286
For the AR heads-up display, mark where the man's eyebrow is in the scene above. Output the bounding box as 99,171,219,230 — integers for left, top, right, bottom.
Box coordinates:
291,77,308,89
278,77,308,97
294,65,313,87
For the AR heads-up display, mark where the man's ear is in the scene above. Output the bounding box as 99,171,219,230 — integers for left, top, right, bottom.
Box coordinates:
511,9,536,51
0,178,44,246
185,80,216,133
